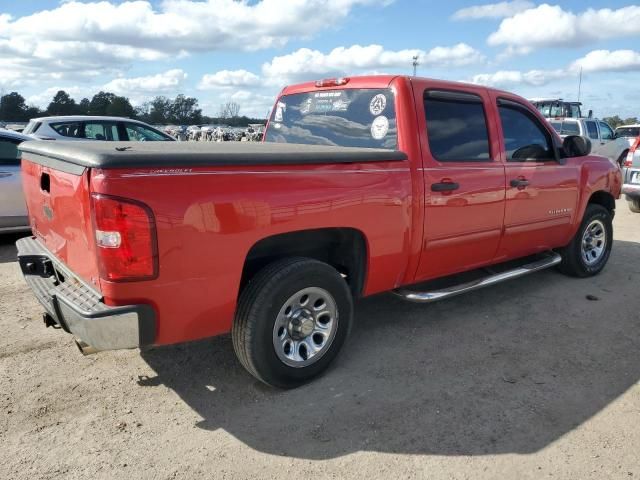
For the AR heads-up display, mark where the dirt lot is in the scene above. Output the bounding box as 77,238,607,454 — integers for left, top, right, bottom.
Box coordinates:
1,200,638,480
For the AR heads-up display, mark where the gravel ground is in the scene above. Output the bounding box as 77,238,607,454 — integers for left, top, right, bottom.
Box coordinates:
1,199,638,480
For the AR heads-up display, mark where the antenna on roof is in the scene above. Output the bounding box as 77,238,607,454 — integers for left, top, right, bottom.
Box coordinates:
412,55,419,77
577,67,583,103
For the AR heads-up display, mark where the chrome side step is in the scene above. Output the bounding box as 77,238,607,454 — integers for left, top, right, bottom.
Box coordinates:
394,252,562,303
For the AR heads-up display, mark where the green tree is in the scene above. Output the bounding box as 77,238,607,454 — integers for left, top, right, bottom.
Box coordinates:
0,92,29,121
46,90,78,116
78,98,91,115
105,95,134,117
603,115,623,129
170,94,202,124
623,117,639,126
88,91,116,115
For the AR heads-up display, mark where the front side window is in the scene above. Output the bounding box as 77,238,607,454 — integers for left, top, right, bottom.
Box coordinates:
84,122,120,140
125,123,171,141
264,88,398,149
599,122,614,140
424,91,491,162
51,122,83,138
0,138,21,166
585,121,599,140
498,102,555,162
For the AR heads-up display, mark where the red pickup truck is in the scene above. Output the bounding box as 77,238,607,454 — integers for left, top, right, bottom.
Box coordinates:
17,76,621,388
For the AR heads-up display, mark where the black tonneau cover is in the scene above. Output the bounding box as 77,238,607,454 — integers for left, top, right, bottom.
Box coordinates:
20,141,407,171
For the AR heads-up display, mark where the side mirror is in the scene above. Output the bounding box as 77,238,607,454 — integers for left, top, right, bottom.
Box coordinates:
563,135,591,158
588,110,593,118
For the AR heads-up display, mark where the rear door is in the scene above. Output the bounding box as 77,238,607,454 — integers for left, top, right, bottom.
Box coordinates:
413,84,506,281
492,95,579,259
0,136,27,228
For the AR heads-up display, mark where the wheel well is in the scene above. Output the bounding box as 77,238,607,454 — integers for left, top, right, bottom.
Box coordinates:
240,228,368,298
588,191,615,213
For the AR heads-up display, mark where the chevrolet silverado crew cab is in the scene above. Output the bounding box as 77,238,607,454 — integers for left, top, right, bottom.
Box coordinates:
17,76,621,388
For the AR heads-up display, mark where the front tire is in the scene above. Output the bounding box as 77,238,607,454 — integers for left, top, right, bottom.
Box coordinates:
557,204,613,277
232,257,353,388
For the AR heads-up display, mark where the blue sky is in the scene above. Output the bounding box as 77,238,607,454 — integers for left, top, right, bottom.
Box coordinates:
1,0,639,118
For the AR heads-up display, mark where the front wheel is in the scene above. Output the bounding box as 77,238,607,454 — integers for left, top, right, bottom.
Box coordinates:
232,257,353,388
557,204,613,277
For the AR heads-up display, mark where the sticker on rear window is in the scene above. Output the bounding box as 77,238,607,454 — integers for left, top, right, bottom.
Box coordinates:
274,102,286,122
369,94,387,115
371,115,389,140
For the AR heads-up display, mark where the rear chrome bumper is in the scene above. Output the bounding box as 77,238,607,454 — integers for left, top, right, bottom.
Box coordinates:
622,183,640,200
16,236,156,353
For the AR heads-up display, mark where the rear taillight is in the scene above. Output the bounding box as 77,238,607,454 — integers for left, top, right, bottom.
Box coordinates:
91,194,158,282
625,136,640,167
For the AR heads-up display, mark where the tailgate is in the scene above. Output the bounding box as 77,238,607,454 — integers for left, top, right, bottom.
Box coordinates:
21,156,100,289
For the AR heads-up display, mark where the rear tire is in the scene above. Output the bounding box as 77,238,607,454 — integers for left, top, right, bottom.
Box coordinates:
557,204,613,277
232,257,353,388
628,199,640,213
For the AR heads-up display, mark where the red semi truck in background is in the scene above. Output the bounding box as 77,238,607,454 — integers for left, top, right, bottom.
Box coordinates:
17,76,621,387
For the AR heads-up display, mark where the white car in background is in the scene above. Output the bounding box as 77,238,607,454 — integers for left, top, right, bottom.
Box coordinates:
0,129,31,233
23,116,175,142
549,118,629,166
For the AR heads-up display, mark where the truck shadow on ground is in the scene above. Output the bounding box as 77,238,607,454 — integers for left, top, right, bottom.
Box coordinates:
140,240,640,459
0,233,28,264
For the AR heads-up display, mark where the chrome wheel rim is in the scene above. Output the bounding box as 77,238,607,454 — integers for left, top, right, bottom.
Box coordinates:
272,287,338,368
581,219,607,266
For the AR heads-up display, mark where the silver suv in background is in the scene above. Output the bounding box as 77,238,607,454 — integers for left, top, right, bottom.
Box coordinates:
23,116,175,142
549,118,629,166
0,129,31,233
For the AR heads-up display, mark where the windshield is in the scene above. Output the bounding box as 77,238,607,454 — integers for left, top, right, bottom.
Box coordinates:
265,88,398,149
616,127,640,138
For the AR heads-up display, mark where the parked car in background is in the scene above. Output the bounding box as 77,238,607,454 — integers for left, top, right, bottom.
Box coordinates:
23,116,175,141
0,129,31,233
615,124,640,140
549,118,629,166
531,98,585,119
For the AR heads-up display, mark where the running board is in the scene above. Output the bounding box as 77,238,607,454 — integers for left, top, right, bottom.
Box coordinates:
394,252,562,303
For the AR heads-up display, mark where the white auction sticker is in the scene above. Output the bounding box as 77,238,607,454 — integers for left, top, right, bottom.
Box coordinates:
370,115,389,140
369,94,387,115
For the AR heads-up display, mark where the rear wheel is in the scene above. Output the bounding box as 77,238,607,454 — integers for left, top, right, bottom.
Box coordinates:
628,198,640,213
232,257,353,388
557,204,613,277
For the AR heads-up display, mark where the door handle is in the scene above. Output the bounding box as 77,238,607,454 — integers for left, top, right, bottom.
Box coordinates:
431,181,459,192
510,178,530,188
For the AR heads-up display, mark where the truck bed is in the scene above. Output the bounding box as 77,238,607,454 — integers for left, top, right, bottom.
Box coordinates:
19,141,407,169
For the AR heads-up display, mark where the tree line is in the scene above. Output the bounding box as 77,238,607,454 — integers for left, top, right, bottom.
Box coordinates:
0,90,265,126
602,116,639,129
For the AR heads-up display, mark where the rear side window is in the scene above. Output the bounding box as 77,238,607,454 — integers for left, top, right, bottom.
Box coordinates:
22,120,42,135
0,138,21,166
498,101,555,162
51,122,83,138
585,121,599,140
424,90,491,162
84,122,121,141
560,121,580,136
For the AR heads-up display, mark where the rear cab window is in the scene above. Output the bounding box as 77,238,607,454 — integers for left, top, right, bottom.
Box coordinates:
264,88,398,149
560,121,580,136
423,90,491,162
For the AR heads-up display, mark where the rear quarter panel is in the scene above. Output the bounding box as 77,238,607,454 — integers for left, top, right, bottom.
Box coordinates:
91,162,412,345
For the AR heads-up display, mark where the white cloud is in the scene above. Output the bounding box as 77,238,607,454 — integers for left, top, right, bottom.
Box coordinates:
471,68,567,87
198,70,261,90
262,43,484,84
452,1,534,20
488,4,640,52
103,69,188,95
570,50,640,74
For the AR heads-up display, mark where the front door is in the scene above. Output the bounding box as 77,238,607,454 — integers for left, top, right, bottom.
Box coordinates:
491,95,580,260
413,85,506,282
